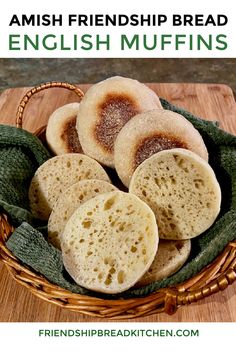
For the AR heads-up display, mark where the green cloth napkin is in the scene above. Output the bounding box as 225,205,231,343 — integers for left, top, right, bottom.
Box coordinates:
6,222,92,296
0,124,51,225
2,99,236,299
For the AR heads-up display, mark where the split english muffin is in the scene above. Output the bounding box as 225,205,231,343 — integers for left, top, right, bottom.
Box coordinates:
29,154,110,220
136,239,191,287
77,76,162,168
46,102,83,155
48,179,118,249
114,109,209,187
61,191,159,294
129,148,221,240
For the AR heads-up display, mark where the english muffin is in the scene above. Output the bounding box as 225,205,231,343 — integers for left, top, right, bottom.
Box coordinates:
46,103,83,155
29,154,110,220
48,179,118,249
61,191,159,294
136,239,191,287
114,109,209,187
77,76,162,167
129,149,221,240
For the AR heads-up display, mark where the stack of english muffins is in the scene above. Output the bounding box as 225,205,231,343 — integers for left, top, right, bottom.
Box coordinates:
29,76,221,294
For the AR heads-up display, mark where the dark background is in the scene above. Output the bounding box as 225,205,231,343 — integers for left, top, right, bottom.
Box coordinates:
0,58,235,92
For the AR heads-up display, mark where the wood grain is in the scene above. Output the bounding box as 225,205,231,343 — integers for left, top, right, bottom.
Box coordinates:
0,83,236,322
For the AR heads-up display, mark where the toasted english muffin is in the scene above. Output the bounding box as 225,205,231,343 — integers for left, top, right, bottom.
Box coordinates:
77,76,162,167
46,103,83,155
61,191,159,294
29,154,110,220
48,179,118,249
114,109,208,187
136,239,191,287
129,149,221,240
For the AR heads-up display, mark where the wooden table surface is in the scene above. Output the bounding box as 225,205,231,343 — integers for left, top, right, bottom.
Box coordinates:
0,82,236,322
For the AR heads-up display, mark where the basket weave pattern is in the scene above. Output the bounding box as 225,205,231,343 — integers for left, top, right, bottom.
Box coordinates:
0,81,236,319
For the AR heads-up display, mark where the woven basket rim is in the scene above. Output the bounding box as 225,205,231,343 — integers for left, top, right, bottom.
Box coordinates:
0,81,236,319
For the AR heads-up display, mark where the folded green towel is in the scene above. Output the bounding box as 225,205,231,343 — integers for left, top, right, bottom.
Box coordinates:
0,124,51,224
6,222,92,296
2,99,236,299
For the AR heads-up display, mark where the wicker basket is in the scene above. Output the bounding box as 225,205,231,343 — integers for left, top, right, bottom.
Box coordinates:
0,81,236,319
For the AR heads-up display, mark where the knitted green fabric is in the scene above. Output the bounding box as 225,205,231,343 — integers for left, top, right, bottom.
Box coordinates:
3,99,236,299
0,124,51,224
6,222,92,296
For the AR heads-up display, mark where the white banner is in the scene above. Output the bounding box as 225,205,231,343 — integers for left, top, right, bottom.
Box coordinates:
0,0,236,57
0,322,236,354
